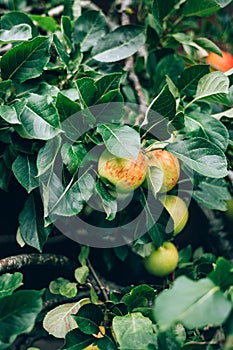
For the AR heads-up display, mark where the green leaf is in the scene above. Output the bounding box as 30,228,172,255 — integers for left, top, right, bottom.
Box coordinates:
92,25,146,62
0,24,32,44
212,107,233,120
37,135,62,183
61,143,87,174
112,312,157,349
62,328,94,349
184,112,229,151
114,246,128,261
94,73,122,102
78,246,90,266
182,0,220,17
122,284,155,312
0,105,21,124
0,273,23,298
74,266,89,284
72,10,108,52
191,71,230,106
12,154,39,193
43,299,90,339
19,193,51,252
193,178,232,211
73,303,103,335
95,179,117,221
155,276,232,331
0,79,12,93
49,277,71,294
56,92,81,124
30,14,58,32
15,93,61,140
97,124,141,159
60,283,78,298
142,84,176,138
0,290,43,349
194,38,222,56
0,11,37,37
177,65,210,96
208,257,233,292
167,137,228,178
152,0,175,20
0,36,51,82
53,34,71,69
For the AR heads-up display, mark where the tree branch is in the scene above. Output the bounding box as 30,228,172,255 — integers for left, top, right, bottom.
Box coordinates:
87,259,109,301
0,253,75,273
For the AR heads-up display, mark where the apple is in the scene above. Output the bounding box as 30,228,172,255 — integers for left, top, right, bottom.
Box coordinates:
159,195,188,235
144,241,179,277
206,50,233,72
98,149,147,193
145,149,180,193
224,198,233,222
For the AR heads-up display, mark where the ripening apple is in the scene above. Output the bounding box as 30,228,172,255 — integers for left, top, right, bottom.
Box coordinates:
145,149,180,193
98,149,147,193
144,242,179,277
159,195,189,235
206,50,233,72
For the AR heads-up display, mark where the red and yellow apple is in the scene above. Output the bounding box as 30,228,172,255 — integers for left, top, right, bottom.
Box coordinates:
98,149,147,193
145,149,180,193
144,241,179,277
160,195,188,235
206,50,233,72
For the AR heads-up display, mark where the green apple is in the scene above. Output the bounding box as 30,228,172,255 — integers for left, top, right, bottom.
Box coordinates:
144,242,179,277
145,149,180,193
160,195,188,235
98,149,147,193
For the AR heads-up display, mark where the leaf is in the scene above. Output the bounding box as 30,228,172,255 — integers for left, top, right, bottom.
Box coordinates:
142,84,176,138
72,10,108,52
177,65,210,96
146,165,164,197
92,25,146,62
208,257,233,292
12,154,39,193
74,266,89,284
166,137,228,178
30,14,58,32
112,313,157,349
0,290,43,349
97,124,141,159
15,93,61,140
0,105,21,124
194,38,222,56
49,277,71,294
60,283,78,298
73,303,103,335
212,107,233,120
61,328,94,350
78,246,90,266
53,34,71,69
182,0,220,17
122,284,155,312
61,143,87,174
0,273,23,298
94,73,122,102
184,112,229,151
19,193,51,252
155,276,232,331
193,178,232,211
43,299,90,338
0,11,37,37
37,135,62,182
192,71,230,106
0,24,32,44
95,179,118,221
0,36,51,82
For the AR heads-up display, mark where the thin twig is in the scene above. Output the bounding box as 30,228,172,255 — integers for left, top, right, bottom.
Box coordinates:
87,259,109,301
0,253,75,273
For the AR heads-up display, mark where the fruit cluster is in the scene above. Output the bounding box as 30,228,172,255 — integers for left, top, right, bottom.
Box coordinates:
98,147,189,277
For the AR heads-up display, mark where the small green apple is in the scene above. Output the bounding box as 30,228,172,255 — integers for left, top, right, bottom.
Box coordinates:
145,149,180,193
144,241,179,277
98,149,147,193
160,195,189,235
